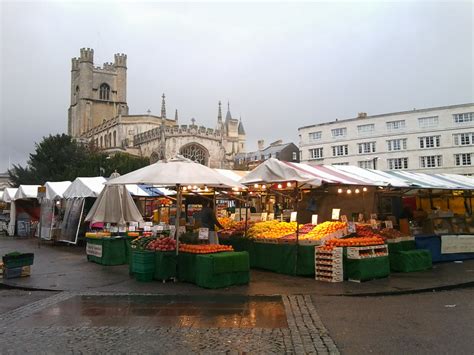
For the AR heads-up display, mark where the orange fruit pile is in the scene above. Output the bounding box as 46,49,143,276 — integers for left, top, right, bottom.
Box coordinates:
301,221,347,240
179,244,234,254
325,236,384,247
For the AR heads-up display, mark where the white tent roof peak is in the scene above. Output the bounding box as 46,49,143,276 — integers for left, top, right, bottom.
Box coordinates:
44,181,72,200
63,177,107,198
240,158,322,187
2,188,18,203
14,185,41,200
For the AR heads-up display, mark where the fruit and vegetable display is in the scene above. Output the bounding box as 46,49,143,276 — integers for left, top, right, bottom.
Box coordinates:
131,235,171,250
85,232,112,238
218,217,235,230
146,236,176,251
178,244,234,254
219,220,255,238
325,236,385,247
248,221,300,240
299,221,347,241
379,228,409,240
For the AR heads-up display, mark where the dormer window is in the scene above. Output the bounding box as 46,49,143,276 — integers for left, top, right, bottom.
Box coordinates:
99,83,110,100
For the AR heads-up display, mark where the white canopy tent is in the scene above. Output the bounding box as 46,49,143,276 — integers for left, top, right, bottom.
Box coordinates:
14,185,41,200
63,177,106,199
2,188,18,203
44,181,72,200
85,185,144,224
3,188,18,236
239,158,322,187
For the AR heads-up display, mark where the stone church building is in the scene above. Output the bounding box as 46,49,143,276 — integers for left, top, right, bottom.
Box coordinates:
68,48,246,168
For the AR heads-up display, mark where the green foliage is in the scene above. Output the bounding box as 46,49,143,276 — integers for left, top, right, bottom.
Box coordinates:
8,134,149,186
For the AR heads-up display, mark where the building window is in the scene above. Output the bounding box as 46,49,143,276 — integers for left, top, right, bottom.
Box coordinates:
455,153,473,166
331,128,347,138
100,136,103,147
179,143,209,165
309,131,322,141
420,155,442,168
386,120,406,131
108,133,112,147
332,162,349,166
358,160,374,169
453,112,474,123
99,83,110,100
418,116,439,128
357,124,375,135
387,138,407,151
292,152,297,161
332,145,348,157
358,142,376,154
113,131,117,147
419,136,440,149
309,148,323,159
453,133,474,146
388,158,408,170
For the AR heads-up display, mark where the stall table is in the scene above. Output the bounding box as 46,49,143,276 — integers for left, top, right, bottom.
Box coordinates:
415,235,474,263
86,236,127,266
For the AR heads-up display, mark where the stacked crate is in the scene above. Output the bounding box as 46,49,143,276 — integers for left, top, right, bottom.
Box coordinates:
315,247,343,282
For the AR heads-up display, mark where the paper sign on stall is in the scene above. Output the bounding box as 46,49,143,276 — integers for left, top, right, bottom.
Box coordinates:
169,225,176,237
110,226,119,233
198,228,209,240
86,243,102,257
341,215,348,223
261,212,268,221
143,226,151,232
370,213,377,220
370,219,378,229
312,214,318,225
268,213,275,221
385,220,393,229
290,212,297,222
358,213,365,223
155,225,164,232
118,226,126,233
230,213,236,221
129,222,139,227
145,222,153,226
332,209,341,220
178,226,186,236
128,225,136,232
348,221,356,233
139,222,145,229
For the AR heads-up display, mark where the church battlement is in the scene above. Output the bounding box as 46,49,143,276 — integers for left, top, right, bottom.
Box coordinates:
71,58,79,71
83,117,120,137
133,124,222,146
114,53,127,68
79,48,94,63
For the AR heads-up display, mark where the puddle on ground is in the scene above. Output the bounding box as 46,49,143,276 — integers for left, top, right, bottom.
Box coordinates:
14,295,288,328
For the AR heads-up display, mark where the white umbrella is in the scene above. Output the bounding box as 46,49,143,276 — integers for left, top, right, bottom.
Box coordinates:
106,156,244,188
240,158,322,187
85,185,144,224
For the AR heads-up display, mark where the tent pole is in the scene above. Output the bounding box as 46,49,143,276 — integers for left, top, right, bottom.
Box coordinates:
294,182,299,276
244,192,249,238
175,184,181,256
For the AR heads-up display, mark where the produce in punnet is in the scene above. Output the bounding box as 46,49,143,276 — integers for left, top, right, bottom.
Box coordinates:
300,221,347,240
146,236,176,251
325,236,384,247
179,244,234,254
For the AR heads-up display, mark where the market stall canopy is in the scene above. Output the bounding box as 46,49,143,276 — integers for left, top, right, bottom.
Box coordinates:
125,184,175,197
106,156,245,189
14,185,41,200
240,158,322,187
85,185,144,224
214,169,249,183
63,177,106,199
44,181,72,200
2,188,18,203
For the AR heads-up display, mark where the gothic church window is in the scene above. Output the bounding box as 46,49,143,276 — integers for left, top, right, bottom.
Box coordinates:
99,83,110,100
179,143,209,166
113,131,117,147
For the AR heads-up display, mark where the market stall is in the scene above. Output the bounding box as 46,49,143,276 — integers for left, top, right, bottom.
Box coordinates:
102,156,251,287
2,188,18,236
39,181,71,240
13,185,41,237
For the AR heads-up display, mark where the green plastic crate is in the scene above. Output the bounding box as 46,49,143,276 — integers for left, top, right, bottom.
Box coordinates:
2,253,34,269
131,250,155,273
135,272,154,282
345,256,390,282
390,249,432,273
86,237,126,266
154,251,177,281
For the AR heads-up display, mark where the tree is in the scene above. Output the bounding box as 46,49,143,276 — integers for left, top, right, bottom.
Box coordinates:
8,134,150,186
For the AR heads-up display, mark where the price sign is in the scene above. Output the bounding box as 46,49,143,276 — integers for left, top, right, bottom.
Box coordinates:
110,226,119,233
261,212,268,222
332,209,341,220
169,225,176,237
144,226,151,232
230,213,236,221
156,225,164,231
178,226,186,236
358,213,365,223
290,212,297,222
311,214,318,225
348,221,356,233
370,213,377,220
138,222,145,229
128,225,136,232
385,220,393,229
268,213,274,221
370,219,378,229
198,228,209,240
118,226,126,233
129,222,139,227
145,222,153,226
341,215,348,223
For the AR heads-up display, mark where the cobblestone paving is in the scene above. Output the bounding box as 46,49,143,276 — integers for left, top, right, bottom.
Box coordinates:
0,292,339,354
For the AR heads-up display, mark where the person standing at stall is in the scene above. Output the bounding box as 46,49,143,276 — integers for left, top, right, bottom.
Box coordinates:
200,200,224,245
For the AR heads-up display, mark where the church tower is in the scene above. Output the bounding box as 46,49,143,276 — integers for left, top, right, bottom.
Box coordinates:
68,48,129,137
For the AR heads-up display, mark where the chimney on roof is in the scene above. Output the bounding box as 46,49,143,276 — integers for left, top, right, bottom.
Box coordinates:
358,112,367,118
257,139,265,151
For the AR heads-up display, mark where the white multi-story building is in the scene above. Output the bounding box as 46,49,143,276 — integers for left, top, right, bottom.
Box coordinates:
298,103,474,175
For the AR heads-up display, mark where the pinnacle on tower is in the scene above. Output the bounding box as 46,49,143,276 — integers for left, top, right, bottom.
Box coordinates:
225,101,232,121
217,101,222,123
238,116,246,135
175,109,178,122
161,93,166,119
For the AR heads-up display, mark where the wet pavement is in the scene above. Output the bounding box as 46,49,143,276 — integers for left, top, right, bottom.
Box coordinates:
14,294,288,329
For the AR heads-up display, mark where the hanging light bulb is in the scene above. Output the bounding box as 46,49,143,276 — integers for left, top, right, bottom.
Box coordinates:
355,188,360,194
182,186,187,191
187,185,192,190
254,183,259,188
262,185,266,189
363,187,368,192
347,189,352,194
204,186,209,192
277,184,283,189
196,188,201,192
287,182,292,187
250,191,254,195
193,185,198,190
337,188,343,193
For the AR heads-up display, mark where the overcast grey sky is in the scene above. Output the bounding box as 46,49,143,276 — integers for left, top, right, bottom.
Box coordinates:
1,1,473,172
